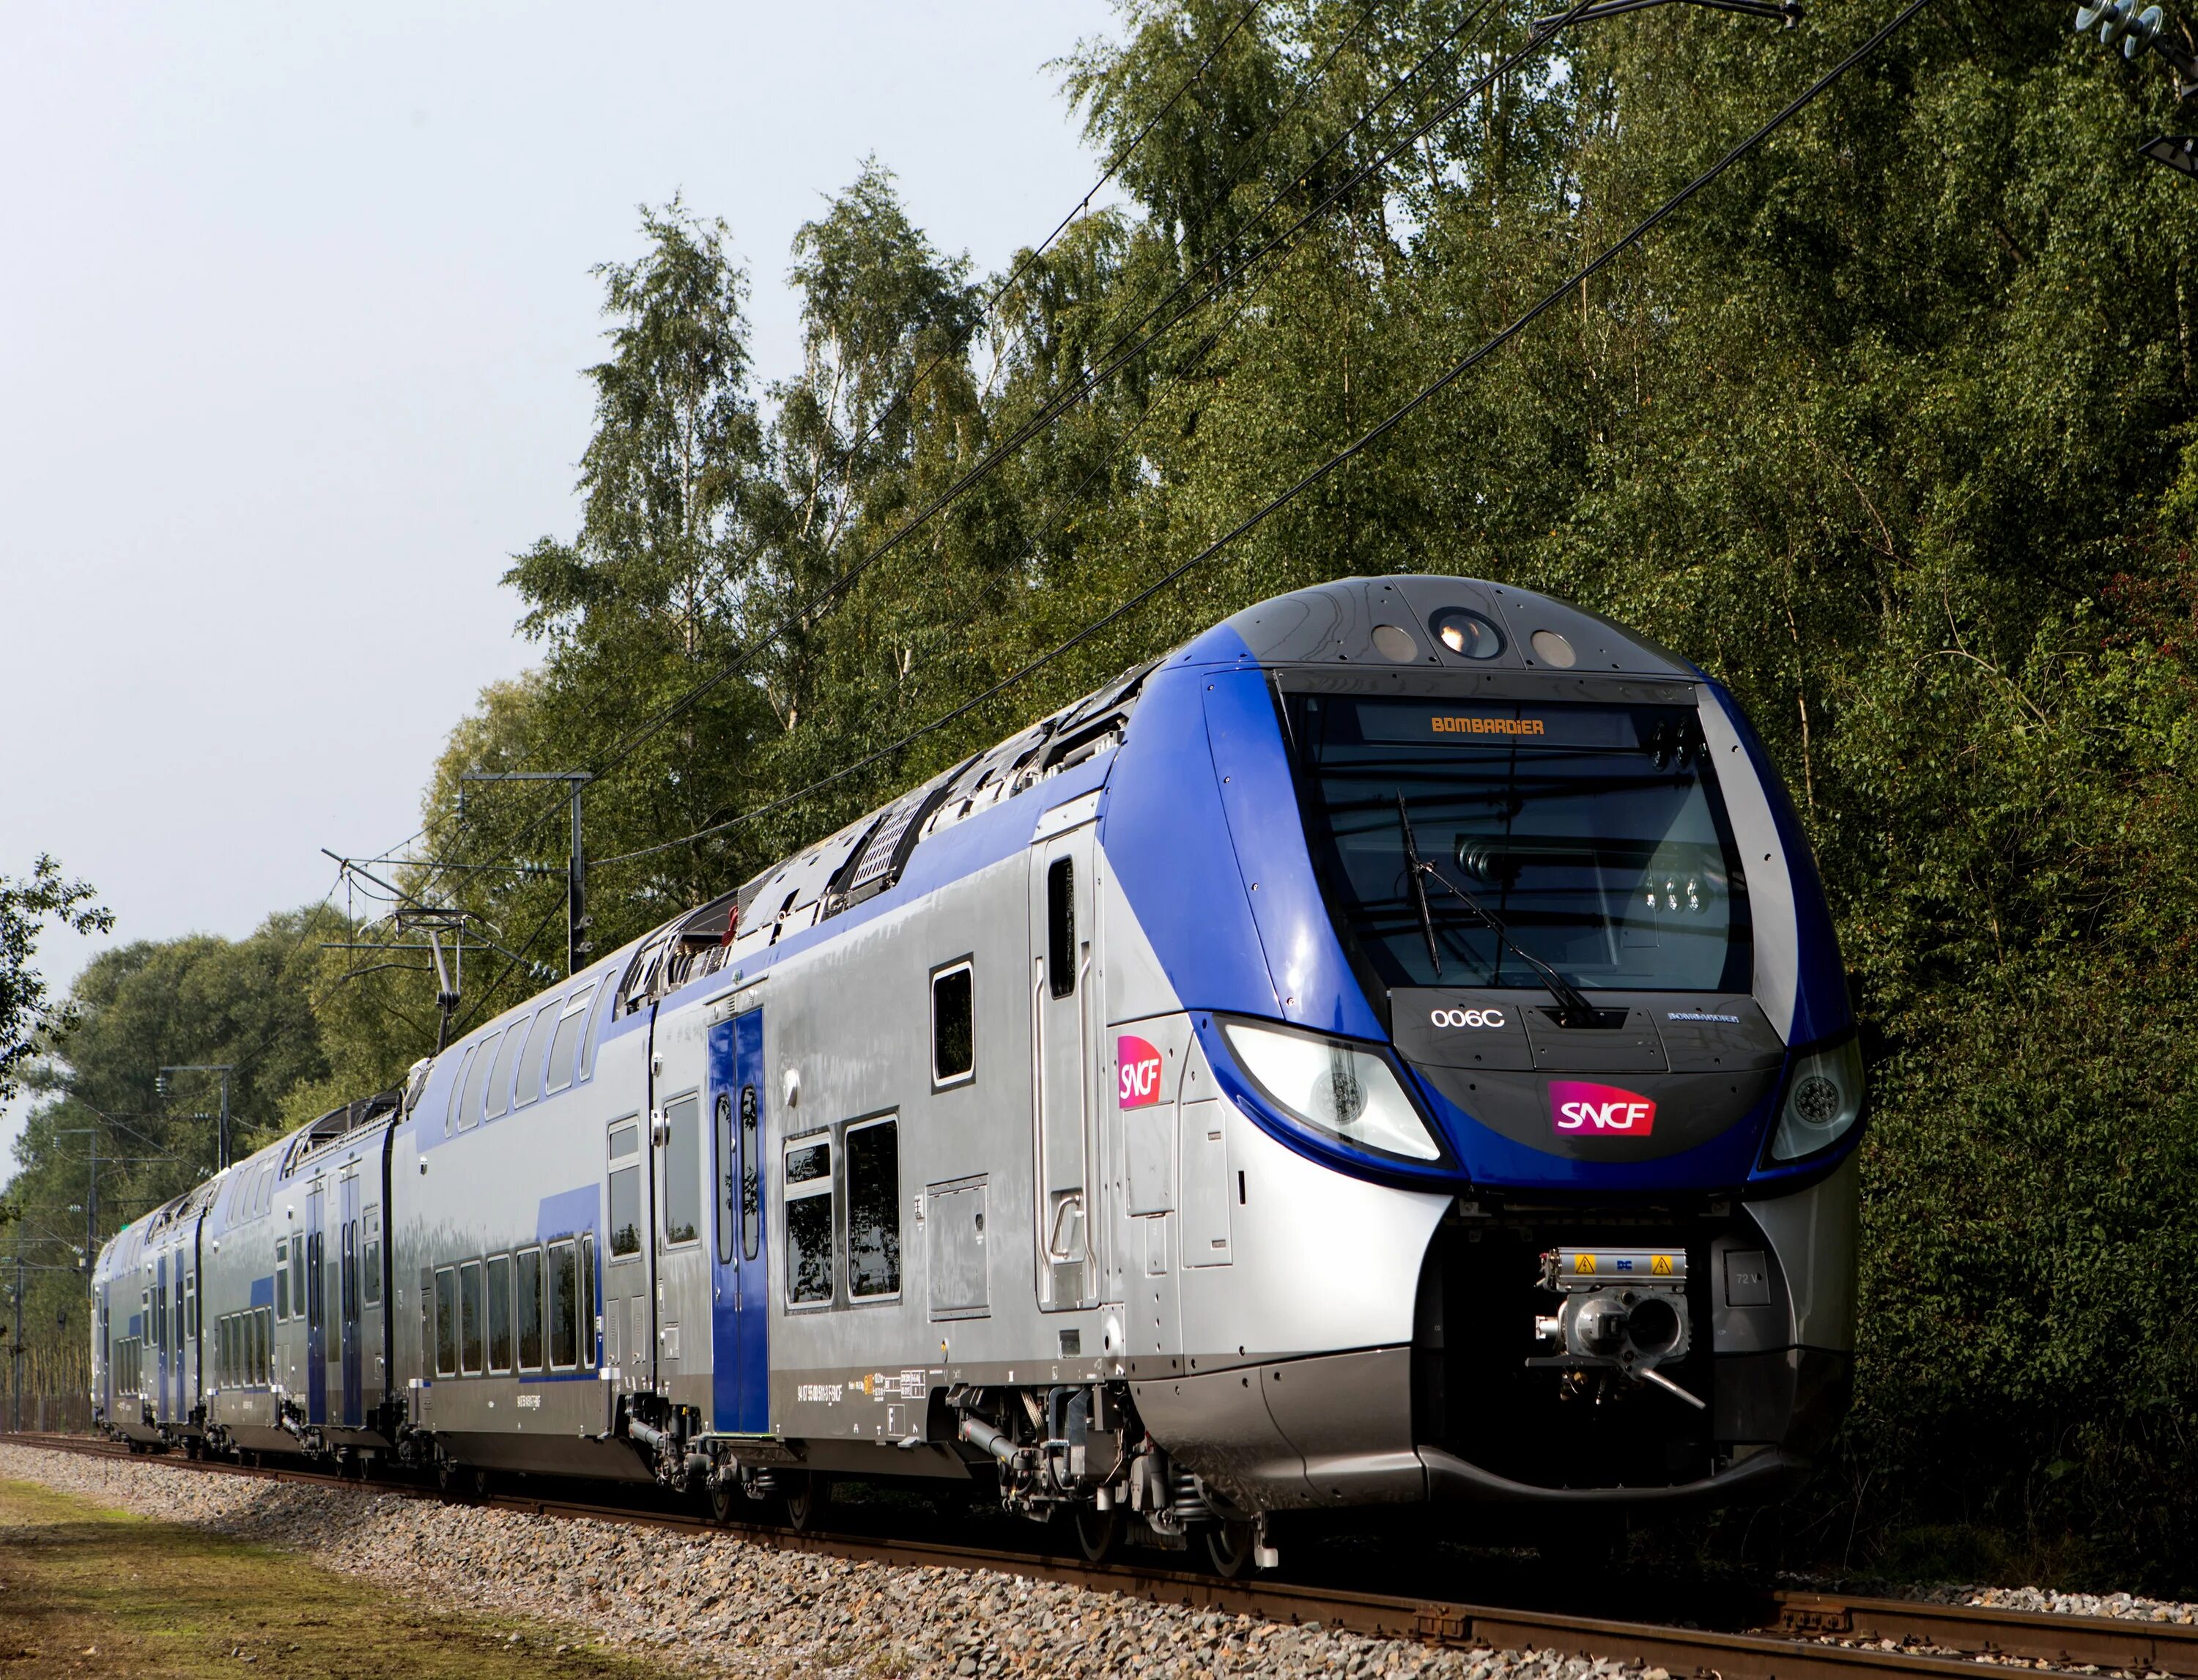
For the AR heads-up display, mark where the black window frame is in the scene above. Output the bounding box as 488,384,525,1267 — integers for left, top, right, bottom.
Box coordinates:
434,1266,458,1377
930,957,975,1089
1046,858,1076,999
459,1259,484,1375
783,1131,835,1309
547,1240,579,1370
844,1114,902,1303
515,1246,544,1372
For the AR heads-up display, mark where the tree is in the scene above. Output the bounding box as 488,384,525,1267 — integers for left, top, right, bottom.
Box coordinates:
0,856,111,1103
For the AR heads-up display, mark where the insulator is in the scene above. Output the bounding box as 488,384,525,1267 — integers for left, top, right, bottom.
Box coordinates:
2125,4,2165,56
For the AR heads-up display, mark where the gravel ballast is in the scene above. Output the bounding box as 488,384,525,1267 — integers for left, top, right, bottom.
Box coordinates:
0,1443,1635,1679
1937,1587,2198,1627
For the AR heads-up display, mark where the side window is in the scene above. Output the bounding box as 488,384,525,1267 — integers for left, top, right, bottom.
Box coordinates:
486,1020,526,1120
259,1306,273,1383
289,1240,305,1327
434,1267,458,1377
545,985,596,1096
845,1117,901,1300
275,1239,289,1321
1046,857,1076,999
444,1046,477,1137
931,961,974,1087
741,1087,761,1262
343,1221,360,1322
548,1240,578,1369
185,1272,197,1341
459,1032,499,1132
662,1094,700,1246
785,1135,834,1306
459,1259,484,1374
362,1207,382,1306
516,1248,544,1372
579,1233,596,1369
580,974,613,1081
714,1094,735,1265
608,1122,642,1257
515,1002,560,1107
486,1254,513,1373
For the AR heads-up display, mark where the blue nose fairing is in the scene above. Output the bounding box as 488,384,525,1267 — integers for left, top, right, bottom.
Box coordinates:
1103,576,1856,1195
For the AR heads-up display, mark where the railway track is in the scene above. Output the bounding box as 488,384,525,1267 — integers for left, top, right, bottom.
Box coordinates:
5,1431,2190,1680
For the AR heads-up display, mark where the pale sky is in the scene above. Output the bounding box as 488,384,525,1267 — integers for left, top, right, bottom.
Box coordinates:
0,0,1121,1174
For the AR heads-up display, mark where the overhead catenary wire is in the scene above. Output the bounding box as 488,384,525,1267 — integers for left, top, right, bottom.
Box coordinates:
528,0,1530,815
421,1,1517,889
596,0,1936,871
351,10,1269,914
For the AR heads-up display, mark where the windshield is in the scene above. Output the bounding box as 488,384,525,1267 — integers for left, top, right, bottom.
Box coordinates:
1284,694,1750,993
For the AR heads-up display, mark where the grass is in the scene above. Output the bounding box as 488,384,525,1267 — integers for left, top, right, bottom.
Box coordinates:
0,1476,660,1678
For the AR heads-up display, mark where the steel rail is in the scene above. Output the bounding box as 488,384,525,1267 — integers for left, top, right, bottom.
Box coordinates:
6,1433,2192,1678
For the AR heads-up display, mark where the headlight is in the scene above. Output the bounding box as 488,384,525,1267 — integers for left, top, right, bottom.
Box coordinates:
1766,1037,1865,1163
1221,1020,1443,1162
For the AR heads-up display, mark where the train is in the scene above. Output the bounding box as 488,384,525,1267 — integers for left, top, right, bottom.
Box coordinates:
89,574,1862,1573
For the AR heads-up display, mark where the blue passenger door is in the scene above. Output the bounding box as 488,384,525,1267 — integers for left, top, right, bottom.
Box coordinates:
709,1003,769,1434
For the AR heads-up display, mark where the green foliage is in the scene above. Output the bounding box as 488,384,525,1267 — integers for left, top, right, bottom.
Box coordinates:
0,857,111,1103
14,0,2198,1580
2,907,338,1401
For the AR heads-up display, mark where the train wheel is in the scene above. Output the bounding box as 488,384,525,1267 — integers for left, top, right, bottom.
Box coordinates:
708,1477,741,1526
1205,1519,1258,1579
781,1470,826,1532
1073,1503,1125,1566
434,1454,460,1497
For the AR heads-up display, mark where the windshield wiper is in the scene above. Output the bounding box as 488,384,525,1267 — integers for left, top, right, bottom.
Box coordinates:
1395,795,1603,1029
1395,793,1443,979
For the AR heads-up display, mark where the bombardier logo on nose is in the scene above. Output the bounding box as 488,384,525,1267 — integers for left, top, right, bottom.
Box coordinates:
1550,1080,1657,1136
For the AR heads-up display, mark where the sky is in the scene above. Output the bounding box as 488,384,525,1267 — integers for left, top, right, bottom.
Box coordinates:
0,0,1121,1174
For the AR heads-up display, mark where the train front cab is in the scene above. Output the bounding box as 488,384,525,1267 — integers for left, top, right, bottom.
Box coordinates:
1105,577,1862,1515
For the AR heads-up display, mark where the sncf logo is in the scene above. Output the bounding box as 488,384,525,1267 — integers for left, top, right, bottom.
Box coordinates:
1117,1035,1163,1109
1550,1080,1657,1136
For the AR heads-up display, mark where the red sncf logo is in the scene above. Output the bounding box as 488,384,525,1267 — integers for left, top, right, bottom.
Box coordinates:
1550,1080,1657,1136
1117,1035,1163,1109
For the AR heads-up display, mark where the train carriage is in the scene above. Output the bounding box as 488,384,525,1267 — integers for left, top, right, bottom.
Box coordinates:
95,576,1863,1569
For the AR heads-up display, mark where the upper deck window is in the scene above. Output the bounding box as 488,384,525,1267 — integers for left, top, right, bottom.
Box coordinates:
1286,695,1751,994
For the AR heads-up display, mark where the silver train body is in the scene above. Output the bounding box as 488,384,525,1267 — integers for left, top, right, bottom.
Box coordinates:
91,577,1863,1556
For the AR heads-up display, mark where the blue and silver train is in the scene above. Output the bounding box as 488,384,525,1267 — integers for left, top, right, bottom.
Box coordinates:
90,576,1862,1571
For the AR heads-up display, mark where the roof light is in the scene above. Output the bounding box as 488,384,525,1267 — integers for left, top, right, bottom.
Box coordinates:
1429,607,1503,659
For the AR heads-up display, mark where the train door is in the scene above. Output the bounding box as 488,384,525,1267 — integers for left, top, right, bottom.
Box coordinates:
708,1004,769,1434
604,1108,651,1393
182,1244,199,1424
338,1166,363,1426
655,1077,706,1398
362,1145,388,1411
1029,821,1103,1311
153,1251,171,1423
306,1180,328,1425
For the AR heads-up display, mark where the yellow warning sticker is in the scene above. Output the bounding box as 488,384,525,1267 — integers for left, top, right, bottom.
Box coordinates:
1651,1254,1674,1276
1575,1254,1596,1275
